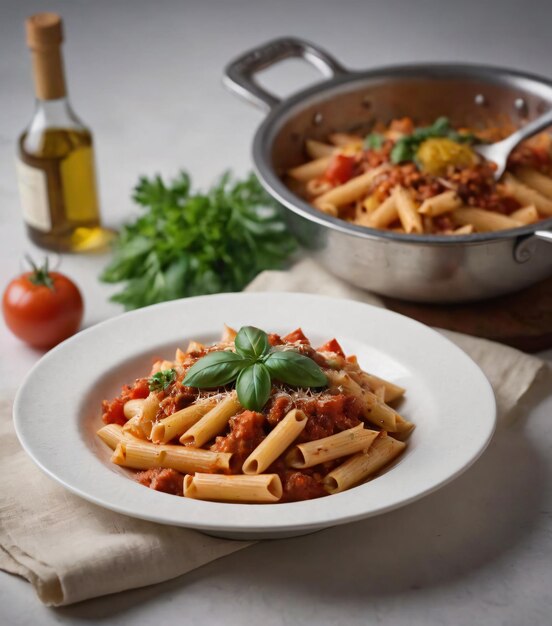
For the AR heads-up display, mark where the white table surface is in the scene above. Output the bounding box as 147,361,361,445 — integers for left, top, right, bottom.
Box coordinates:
1,0,551,624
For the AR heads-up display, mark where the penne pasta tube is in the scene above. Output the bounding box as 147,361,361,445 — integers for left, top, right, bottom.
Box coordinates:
313,165,388,210
418,190,462,216
451,207,522,232
179,391,241,447
392,186,423,233
515,167,552,199
391,414,416,440
451,224,474,235
287,156,332,182
97,424,125,449
502,173,552,216
123,398,146,420
112,439,234,474
328,132,363,149
220,324,237,343
150,398,218,444
323,433,406,494
306,178,333,197
326,370,399,431
122,392,159,438
347,370,405,403
306,139,336,159
359,194,398,228
186,340,205,353
243,409,307,474
510,205,539,224
286,423,379,469
183,472,282,503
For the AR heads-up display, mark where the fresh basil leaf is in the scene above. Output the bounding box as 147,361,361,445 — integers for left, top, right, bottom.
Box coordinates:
364,133,384,150
234,326,269,360
390,140,414,164
183,351,250,388
236,363,272,411
264,351,328,388
149,368,176,392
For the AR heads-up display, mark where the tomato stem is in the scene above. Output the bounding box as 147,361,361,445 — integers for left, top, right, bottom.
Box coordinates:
26,255,55,290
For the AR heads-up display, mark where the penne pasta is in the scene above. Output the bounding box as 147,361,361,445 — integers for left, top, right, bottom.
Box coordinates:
451,207,522,232
418,190,462,216
359,194,397,228
99,326,414,503
306,178,333,197
328,132,363,149
326,370,400,431
510,205,539,224
97,424,125,449
515,167,552,199
150,398,218,444
242,409,307,474
287,156,332,182
220,324,237,343
502,173,552,216
122,392,159,439
286,423,379,469
313,165,388,210
184,472,282,503
392,186,423,233
112,439,234,474
305,139,336,159
186,340,205,353
451,224,474,235
179,391,241,447
391,414,416,440
323,433,406,494
352,371,405,403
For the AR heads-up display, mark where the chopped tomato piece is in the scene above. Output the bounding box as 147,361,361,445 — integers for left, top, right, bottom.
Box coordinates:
323,154,356,185
317,338,345,357
283,328,310,344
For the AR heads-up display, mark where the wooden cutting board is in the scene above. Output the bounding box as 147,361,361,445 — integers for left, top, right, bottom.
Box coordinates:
382,277,552,353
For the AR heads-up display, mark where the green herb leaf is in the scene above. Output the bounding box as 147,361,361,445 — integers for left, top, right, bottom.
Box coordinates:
149,368,176,392
100,172,296,310
182,351,250,388
235,363,272,411
390,140,415,164
364,133,384,150
235,326,269,360
263,350,328,388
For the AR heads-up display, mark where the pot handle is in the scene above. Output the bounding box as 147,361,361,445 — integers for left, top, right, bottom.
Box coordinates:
223,37,348,112
514,229,552,263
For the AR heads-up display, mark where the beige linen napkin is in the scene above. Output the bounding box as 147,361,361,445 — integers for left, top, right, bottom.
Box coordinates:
1,258,547,606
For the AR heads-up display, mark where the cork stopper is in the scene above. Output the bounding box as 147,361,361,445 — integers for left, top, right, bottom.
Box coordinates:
25,13,66,100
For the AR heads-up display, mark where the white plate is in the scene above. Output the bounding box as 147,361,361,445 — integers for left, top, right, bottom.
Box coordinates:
13,293,496,539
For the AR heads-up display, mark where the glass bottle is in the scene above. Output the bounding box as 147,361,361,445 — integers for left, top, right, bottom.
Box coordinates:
17,13,109,252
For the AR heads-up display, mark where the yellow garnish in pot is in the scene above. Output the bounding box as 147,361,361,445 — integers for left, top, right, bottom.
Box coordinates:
416,138,477,175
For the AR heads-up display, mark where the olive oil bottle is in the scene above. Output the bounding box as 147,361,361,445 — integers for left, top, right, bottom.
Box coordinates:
17,13,109,252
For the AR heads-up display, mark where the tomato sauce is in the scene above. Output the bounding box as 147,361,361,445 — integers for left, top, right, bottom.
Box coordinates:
101,377,149,425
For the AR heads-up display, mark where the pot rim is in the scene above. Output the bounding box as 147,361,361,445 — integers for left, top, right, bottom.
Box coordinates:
251,61,552,245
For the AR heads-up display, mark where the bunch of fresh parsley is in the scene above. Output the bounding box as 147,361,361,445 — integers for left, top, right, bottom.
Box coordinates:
101,172,296,310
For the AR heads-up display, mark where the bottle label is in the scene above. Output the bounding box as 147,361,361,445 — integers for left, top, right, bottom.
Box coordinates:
16,158,51,232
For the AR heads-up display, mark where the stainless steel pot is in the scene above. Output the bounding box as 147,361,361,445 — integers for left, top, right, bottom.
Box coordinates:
224,37,552,302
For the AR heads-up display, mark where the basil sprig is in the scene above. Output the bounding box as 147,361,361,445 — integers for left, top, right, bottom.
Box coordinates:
149,368,176,392
389,117,477,164
182,326,327,411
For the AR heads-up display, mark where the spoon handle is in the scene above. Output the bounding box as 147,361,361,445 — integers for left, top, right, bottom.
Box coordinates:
501,107,552,150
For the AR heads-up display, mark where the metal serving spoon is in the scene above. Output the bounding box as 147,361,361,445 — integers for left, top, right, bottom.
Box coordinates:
474,108,552,179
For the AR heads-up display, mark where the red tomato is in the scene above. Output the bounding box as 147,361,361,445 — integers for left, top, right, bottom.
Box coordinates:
324,154,356,185
2,261,84,349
